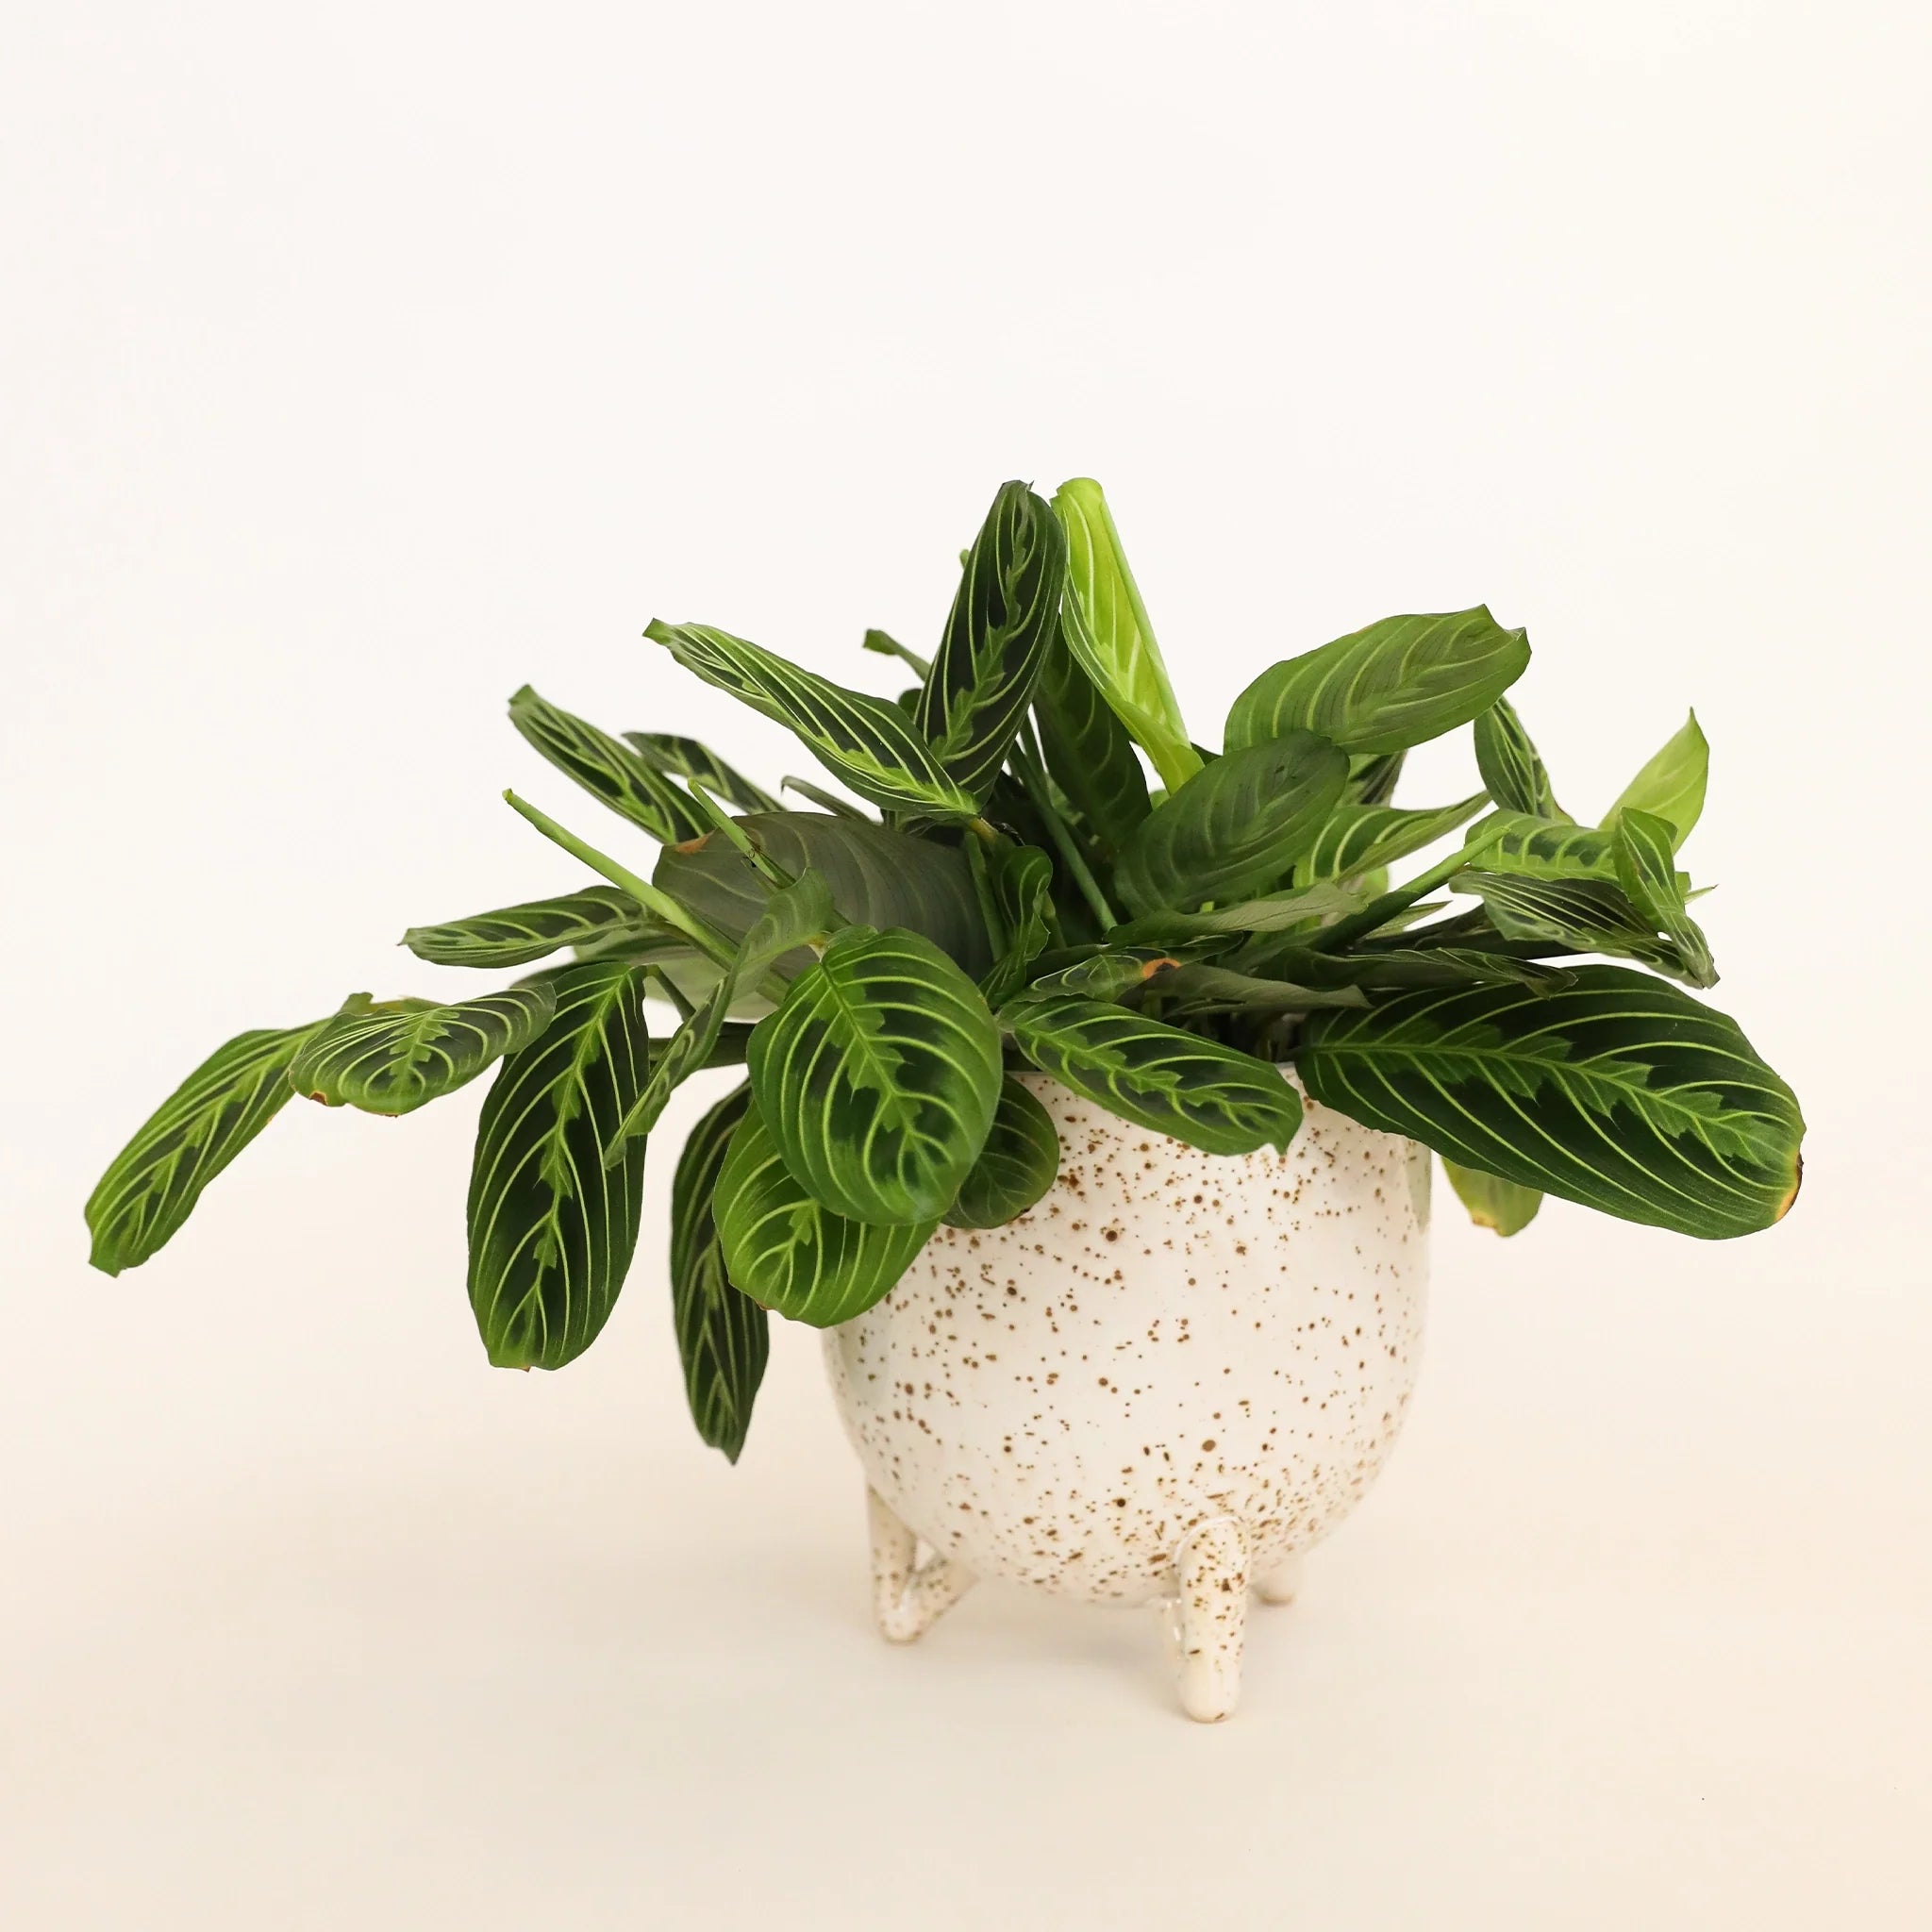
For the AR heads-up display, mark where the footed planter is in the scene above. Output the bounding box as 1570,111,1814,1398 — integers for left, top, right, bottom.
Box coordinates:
824,1074,1431,1722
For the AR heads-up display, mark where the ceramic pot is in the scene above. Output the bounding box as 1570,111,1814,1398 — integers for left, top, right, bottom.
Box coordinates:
823,1072,1430,1721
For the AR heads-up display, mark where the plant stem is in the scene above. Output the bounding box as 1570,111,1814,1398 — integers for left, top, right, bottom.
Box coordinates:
1306,842,1489,955
964,821,1008,956
503,791,737,970
1008,738,1119,931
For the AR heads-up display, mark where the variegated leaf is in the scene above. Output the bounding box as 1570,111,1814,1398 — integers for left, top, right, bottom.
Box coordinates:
290,986,556,1116
1033,620,1153,851
1612,808,1716,988
1464,871,1710,985
914,481,1067,805
1299,792,1489,885
467,960,653,1369
645,621,978,819
623,732,780,814
944,1078,1060,1229
509,686,708,842
403,886,647,970
1443,1159,1542,1236
714,1102,933,1327
1297,966,1803,1239
670,1082,767,1459
1602,710,1707,848
1474,696,1568,820
978,842,1055,1009
1226,607,1530,756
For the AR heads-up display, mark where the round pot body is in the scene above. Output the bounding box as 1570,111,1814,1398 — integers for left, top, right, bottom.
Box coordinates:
823,1074,1431,1609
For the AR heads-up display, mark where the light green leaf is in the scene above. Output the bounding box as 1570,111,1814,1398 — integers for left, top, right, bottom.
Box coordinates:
978,842,1055,1008
1299,792,1490,886
614,872,838,1146
1474,696,1568,821
1225,607,1530,756
1612,808,1716,989
1464,871,1713,986
655,812,992,978
1297,965,1803,1240
623,732,780,814
1474,810,1618,881
1051,478,1201,792
714,1101,933,1327
509,686,708,842
914,481,1067,805
466,959,653,1369
670,1082,767,1460
1114,730,1349,915
403,886,649,971
1032,619,1153,851
645,621,977,820
85,1014,333,1274
1603,710,1707,848
944,1078,1060,1228
1006,994,1304,1155
748,926,1002,1225
290,986,556,1116
1443,1160,1542,1236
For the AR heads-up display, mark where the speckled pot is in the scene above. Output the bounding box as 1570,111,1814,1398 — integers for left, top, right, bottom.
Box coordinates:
823,1071,1430,1721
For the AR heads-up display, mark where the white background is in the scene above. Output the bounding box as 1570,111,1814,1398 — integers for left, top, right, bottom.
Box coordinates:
4,4,1927,1926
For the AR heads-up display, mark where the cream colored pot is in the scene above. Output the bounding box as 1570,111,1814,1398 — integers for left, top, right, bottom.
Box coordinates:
824,1073,1430,1721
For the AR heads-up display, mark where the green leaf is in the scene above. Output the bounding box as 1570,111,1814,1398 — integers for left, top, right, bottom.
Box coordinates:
914,481,1067,805
1299,792,1489,886
748,926,1002,1225
1024,948,1192,999
1225,607,1530,756
1143,963,1369,1016
655,812,992,978
509,686,708,843
623,732,780,814
1107,881,1365,949
1603,710,1707,848
1006,994,1304,1156
861,627,929,674
289,986,556,1116
402,886,649,970
670,1082,767,1460
1443,1159,1542,1236
467,959,654,1369
1298,967,1804,1240
1114,730,1349,915
714,1101,933,1327
1032,620,1153,851
1463,871,1712,986
944,1078,1060,1228
1612,808,1716,989
1474,810,1618,881
1265,944,1575,993
978,842,1055,1008
645,621,978,820
614,872,838,1146
780,776,869,820
1050,478,1201,792
85,1015,331,1274
1474,696,1568,821
1347,751,1407,806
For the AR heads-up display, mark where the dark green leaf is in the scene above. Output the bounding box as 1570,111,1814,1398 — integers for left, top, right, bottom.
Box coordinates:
1443,1159,1542,1236
978,842,1055,1008
1299,792,1489,885
1033,620,1153,851
1474,696,1568,820
1613,809,1716,988
509,686,708,842
85,1015,331,1274
1602,710,1707,848
467,960,653,1369
914,481,1067,805
645,621,978,819
655,812,992,977
403,886,648,971
1297,966,1803,1240
748,926,1003,1225
1347,751,1407,806
671,1083,767,1460
1464,871,1710,985
290,986,556,1116
1051,478,1201,791
1114,730,1349,915
714,1102,933,1327
1006,994,1304,1155
944,1078,1060,1229
623,732,780,814
1225,607,1530,756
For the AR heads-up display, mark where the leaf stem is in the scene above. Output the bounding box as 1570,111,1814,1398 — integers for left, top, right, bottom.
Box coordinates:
503,791,737,970
861,629,933,676
1008,736,1119,931
1306,841,1490,955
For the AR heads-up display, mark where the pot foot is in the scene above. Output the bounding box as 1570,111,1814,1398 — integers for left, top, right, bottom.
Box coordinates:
1254,1551,1304,1605
866,1487,974,1643
1170,1517,1250,1723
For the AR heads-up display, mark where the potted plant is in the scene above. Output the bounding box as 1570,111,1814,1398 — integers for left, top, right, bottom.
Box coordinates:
86,477,1804,1721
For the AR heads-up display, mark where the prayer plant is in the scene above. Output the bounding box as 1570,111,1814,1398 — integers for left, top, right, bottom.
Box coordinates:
86,478,1804,1458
